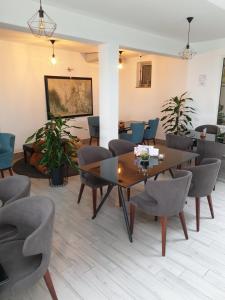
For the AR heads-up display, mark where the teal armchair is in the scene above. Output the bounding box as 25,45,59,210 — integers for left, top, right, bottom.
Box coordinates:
120,122,145,144
143,118,159,145
0,133,15,177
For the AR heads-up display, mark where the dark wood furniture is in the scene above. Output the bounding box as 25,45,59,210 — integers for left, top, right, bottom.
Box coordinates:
80,145,198,242
23,143,34,163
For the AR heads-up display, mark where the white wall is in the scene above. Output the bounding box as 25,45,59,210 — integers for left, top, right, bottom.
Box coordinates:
0,40,99,152
119,55,188,139
186,49,224,127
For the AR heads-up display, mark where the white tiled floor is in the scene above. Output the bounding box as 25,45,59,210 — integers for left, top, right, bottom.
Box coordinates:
6,173,225,300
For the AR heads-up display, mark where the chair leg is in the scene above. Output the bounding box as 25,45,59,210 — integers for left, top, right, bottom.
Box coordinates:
43,269,58,300
100,186,103,197
92,188,97,217
89,136,92,145
0,170,4,178
130,204,136,234
154,216,158,221
153,138,156,145
77,183,85,204
9,168,13,176
97,138,99,146
179,211,188,240
127,188,130,201
160,216,167,257
195,197,200,232
207,195,214,219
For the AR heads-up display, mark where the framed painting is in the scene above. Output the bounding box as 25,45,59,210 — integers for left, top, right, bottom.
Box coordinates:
44,75,93,119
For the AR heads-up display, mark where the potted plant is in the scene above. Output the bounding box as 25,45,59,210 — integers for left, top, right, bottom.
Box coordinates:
26,117,81,186
161,92,195,135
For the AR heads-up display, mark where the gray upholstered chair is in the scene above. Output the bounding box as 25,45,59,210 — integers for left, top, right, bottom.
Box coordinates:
0,175,31,206
108,139,135,201
185,158,221,232
108,139,135,156
196,139,225,181
195,125,219,135
77,146,112,217
129,170,192,256
0,196,57,300
166,134,194,151
87,116,99,145
0,175,31,242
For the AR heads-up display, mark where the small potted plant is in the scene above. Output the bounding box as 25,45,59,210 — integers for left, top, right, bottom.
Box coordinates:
140,151,150,168
26,117,81,186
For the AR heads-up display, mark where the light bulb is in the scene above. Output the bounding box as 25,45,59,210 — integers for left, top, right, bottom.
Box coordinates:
118,63,123,69
39,17,45,30
51,55,57,65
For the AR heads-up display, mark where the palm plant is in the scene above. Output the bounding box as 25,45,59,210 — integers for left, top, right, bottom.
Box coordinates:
26,117,81,185
161,92,195,135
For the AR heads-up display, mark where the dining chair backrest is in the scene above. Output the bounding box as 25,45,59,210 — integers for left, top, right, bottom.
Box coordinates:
187,158,221,198
0,133,15,169
108,139,135,156
145,169,192,216
195,125,219,135
130,122,145,144
166,134,193,151
78,146,112,166
0,196,55,295
87,116,99,138
0,175,31,206
144,118,159,139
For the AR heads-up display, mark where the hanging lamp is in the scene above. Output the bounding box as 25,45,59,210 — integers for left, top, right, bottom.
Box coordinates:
27,0,57,38
50,40,57,65
179,17,196,60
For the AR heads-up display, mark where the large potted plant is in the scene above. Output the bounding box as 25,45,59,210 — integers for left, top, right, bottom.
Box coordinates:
26,117,81,186
161,92,195,135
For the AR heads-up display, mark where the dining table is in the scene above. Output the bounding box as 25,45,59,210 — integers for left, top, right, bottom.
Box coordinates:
79,145,198,242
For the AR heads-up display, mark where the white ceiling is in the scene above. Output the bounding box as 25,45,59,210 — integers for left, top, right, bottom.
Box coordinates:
37,0,225,42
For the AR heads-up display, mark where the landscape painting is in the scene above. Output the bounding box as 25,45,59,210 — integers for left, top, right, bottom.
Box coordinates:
44,76,93,119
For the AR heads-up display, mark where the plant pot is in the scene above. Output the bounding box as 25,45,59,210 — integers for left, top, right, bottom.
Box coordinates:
50,166,64,186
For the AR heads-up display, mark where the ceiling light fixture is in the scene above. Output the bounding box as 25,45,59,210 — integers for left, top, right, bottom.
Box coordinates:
118,51,123,69
179,17,196,60
50,39,57,65
27,0,57,38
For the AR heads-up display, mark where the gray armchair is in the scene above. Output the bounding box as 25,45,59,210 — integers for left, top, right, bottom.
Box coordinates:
0,175,31,242
196,139,225,181
108,139,135,156
0,196,57,299
77,146,112,217
108,139,135,201
130,170,192,256
186,158,221,232
166,134,194,151
195,125,219,135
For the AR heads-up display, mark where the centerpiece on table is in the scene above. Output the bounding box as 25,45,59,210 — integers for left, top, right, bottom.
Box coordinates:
26,116,81,186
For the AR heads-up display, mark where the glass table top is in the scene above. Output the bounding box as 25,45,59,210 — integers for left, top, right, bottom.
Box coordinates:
80,145,198,188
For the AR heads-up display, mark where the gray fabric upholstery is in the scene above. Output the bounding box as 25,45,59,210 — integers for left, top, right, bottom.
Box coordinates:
0,175,31,206
108,139,135,156
195,125,219,135
166,134,193,151
0,196,55,297
185,158,221,197
130,170,192,217
0,175,31,242
196,140,225,180
78,146,112,188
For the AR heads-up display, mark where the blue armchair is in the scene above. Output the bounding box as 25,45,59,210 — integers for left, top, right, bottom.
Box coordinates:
143,118,159,145
0,133,15,177
120,122,145,144
88,116,99,145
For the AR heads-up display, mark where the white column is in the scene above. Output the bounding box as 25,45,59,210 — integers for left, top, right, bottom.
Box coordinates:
99,43,119,148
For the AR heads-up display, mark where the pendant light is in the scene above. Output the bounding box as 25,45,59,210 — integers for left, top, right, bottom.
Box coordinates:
50,40,57,65
179,17,196,60
27,0,57,38
118,51,123,69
